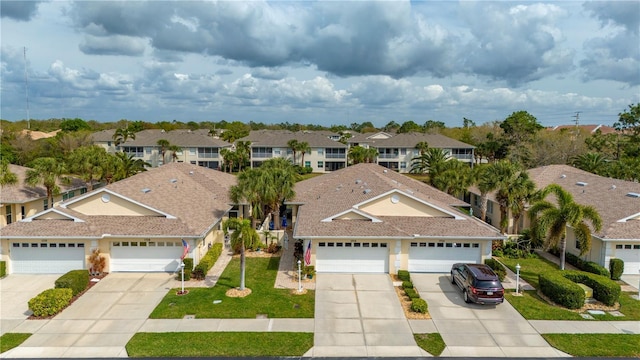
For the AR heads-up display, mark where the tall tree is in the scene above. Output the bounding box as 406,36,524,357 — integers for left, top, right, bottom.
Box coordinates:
235,141,251,172
287,139,299,165
430,160,472,196
500,110,542,165
67,146,109,191
571,152,608,175
298,141,311,167
529,184,603,270
220,148,235,173
230,168,264,229
259,158,297,230
157,139,170,164
25,157,69,206
168,145,182,162
112,127,136,146
114,152,149,181
222,217,260,291
414,141,429,155
0,159,18,186
499,171,536,234
409,147,450,185
397,120,422,133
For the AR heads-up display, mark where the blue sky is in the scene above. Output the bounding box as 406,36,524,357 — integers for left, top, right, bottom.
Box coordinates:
1,1,639,128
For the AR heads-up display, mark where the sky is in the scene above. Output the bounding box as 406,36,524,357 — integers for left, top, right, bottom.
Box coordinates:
1,1,639,128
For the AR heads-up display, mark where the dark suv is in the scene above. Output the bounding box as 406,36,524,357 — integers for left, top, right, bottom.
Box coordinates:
450,263,504,305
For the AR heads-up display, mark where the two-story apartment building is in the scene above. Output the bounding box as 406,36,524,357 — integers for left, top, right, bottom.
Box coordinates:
239,130,348,172
92,129,232,169
347,132,475,173
0,164,88,229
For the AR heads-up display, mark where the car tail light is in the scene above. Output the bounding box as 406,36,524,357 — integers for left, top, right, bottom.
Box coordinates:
471,286,478,294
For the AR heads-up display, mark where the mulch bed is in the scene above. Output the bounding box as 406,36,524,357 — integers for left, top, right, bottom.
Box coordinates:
28,273,109,320
390,275,431,320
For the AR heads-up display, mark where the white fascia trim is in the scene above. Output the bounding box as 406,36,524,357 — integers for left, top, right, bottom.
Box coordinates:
296,235,506,240
353,189,464,220
60,188,177,219
321,208,382,223
617,212,640,223
21,208,85,223
99,234,198,239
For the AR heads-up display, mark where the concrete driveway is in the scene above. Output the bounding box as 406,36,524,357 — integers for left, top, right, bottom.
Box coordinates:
4,272,173,358
309,273,429,357
411,273,569,358
1,274,61,335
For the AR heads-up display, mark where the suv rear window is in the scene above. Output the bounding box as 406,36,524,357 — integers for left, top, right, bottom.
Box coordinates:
476,280,501,288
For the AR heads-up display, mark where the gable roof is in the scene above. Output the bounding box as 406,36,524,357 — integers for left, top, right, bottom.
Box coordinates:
0,164,87,205
92,129,231,147
1,163,237,239
239,130,346,148
291,163,503,239
347,132,474,149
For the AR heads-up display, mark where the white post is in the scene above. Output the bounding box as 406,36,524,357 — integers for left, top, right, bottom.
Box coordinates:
180,262,185,294
515,263,521,294
297,259,302,293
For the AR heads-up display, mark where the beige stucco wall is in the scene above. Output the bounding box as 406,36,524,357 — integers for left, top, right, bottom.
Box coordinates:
1,195,67,228
360,194,449,217
68,193,160,216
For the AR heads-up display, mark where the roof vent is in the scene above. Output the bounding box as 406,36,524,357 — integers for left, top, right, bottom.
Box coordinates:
142,188,151,193
189,171,194,175
363,189,371,194
610,185,616,190
169,178,177,183
626,192,640,198
576,182,588,187
355,179,362,184
560,174,566,178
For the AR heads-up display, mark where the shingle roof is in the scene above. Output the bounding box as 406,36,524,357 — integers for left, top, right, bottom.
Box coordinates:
92,129,230,147
239,130,346,148
0,164,87,204
291,163,503,239
1,163,237,239
347,132,474,149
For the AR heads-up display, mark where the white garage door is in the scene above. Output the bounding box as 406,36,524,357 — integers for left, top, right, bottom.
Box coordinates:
316,241,389,273
11,242,85,274
110,240,182,272
614,243,640,275
409,241,481,273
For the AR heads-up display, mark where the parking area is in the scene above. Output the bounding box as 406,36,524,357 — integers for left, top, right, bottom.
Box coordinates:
1,274,60,335
411,273,569,357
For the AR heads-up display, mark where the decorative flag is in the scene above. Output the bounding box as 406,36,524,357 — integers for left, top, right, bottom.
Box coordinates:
181,239,190,260
304,241,311,266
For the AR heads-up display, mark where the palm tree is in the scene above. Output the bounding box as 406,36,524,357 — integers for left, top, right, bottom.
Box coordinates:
235,141,251,172
348,145,366,164
222,217,260,291
25,157,69,206
114,152,149,180
409,147,450,185
571,152,608,175
157,139,170,165
220,148,235,172
415,141,429,155
499,171,536,234
431,160,472,196
529,184,603,270
112,127,136,146
0,159,18,186
67,146,109,191
230,168,264,229
168,145,182,162
287,139,299,164
474,160,519,224
298,141,311,167
259,158,297,230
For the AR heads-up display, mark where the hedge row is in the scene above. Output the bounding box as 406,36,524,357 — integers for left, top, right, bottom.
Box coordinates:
564,252,611,278
177,258,194,281
28,288,73,317
484,258,506,281
539,273,585,309
400,272,428,313
609,258,624,281
397,270,410,282
0,261,5,278
55,270,89,296
192,243,223,280
562,271,621,306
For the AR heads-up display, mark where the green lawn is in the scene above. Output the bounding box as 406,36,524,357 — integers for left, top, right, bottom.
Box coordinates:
542,334,640,357
0,333,31,353
126,332,313,357
500,256,640,321
150,256,315,318
414,333,446,356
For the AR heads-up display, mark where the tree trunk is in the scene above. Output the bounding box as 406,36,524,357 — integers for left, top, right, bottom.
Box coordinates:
559,236,566,271
479,192,488,221
239,242,246,290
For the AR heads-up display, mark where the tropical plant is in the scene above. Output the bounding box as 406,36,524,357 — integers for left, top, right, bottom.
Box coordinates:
528,184,603,270
168,145,182,162
66,146,109,191
222,217,260,291
258,158,297,230
571,152,608,175
230,168,264,229
157,139,170,164
235,141,251,172
409,147,450,185
298,141,311,167
430,160,472,197
499,170,536,234
414,141,429,155
112,127,136,146
114,152,149,180
220,148,236,173
0,159,18,186
287,139,299,164
348,145,377,165
474,160,518,225
25,157,69,206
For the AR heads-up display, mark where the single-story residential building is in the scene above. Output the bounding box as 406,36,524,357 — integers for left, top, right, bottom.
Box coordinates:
467,164,640,275
0,163,237,274
289,163,505,274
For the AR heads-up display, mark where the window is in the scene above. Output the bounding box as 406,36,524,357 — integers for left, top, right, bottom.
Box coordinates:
437,243,444,247
317,149,324,155
198,161,219,169
145,147,153,155
318,161,324,168
198,147,219,158
363,243,370,247
62,191,75,201
380,243,387,248
319,242,326,247
463,243,470,248
328,242,334,247
634,245,640,250
252,147,273,158
472,243,479,248
336,242,343,247
305,161,311,168
575,240,581,250
428,243,435,247
21,206,26,219
372,243,378,247
411,242,418,247
625,244,632,249
131,242,138,247
122,146,144,157
400,162,407,169
59,243,66,248
113,242,120,246
487,201,494,214
12,243,19,248
615,244,623,249
77,243,84,248
446,243,453,247
345,242,352,247
40,243,47,247
420,242,427,247
68,243,75,247
274,149,281,155
189,148,196,155
5,205,12,224
354,243,361,247
400,148,407,155
50,243,56,248
31,243,38,247
44,199,49,210
325,148,346,159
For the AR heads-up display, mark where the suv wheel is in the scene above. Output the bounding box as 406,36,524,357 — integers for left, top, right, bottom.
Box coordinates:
463,289,471,303
450,272,456,284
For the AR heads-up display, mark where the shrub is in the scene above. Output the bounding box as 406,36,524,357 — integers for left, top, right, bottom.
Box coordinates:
88,249,106,275
484,259,506,281
563,271,621,306
402,281,413,289
28,288,73,317
397,270,410,282
55,270,89,296
405,288,420,299
192,243,223,280
0,261,5,278
581,261,610,278
176,258,193,280
609,258,624,280
303,266,315,278
539,273,585,309
411,298,428,313
266,243,282,253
